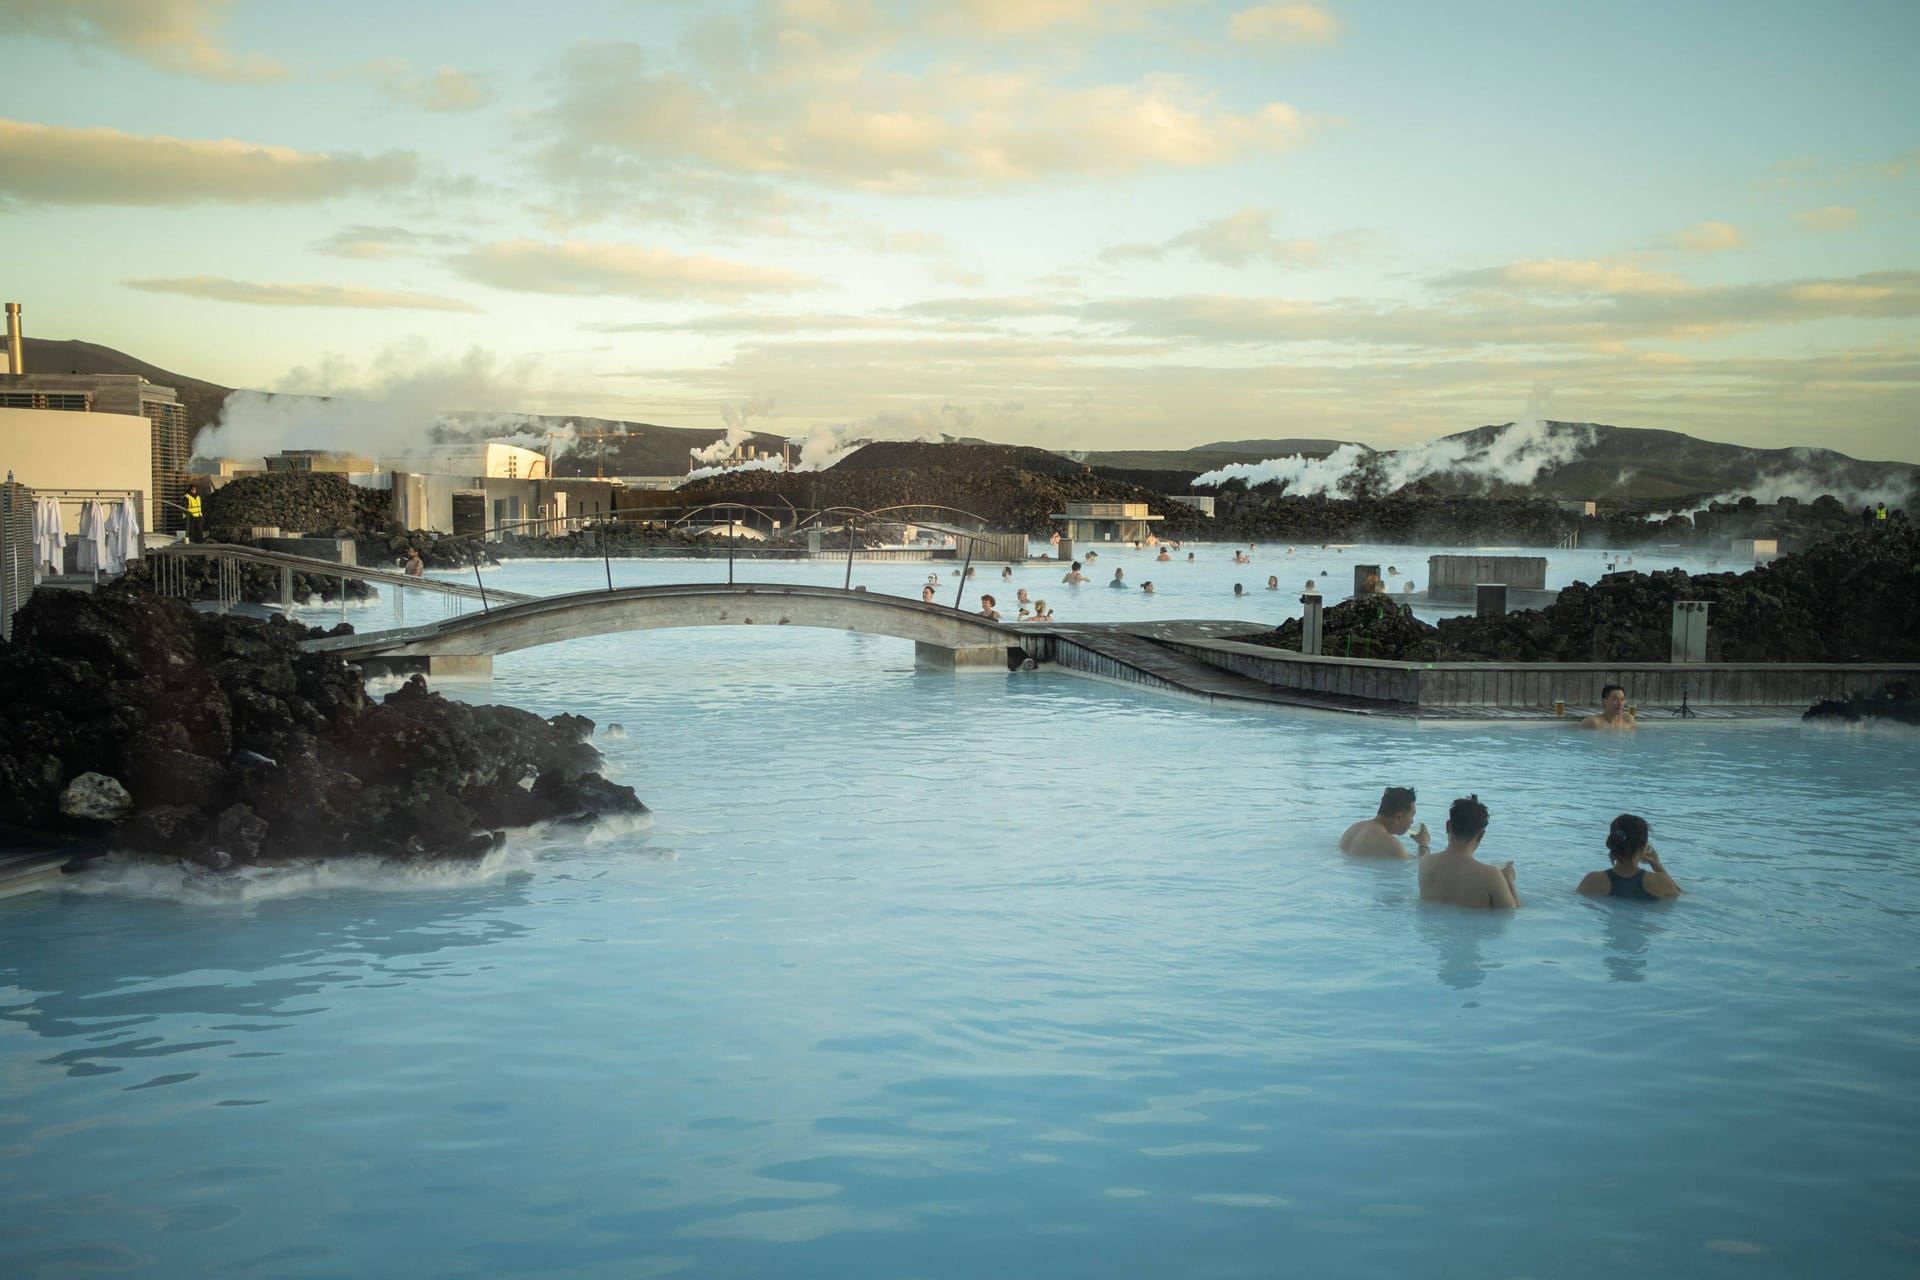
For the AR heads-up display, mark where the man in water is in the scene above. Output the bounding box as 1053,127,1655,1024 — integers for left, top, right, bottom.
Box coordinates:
1340,786,1429,859
1109,567,1128,588
1062,561,1087,584
1418,795,1519,909
1579,684,1636,731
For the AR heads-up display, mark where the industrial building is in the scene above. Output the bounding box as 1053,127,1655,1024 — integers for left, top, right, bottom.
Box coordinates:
0,302,191,535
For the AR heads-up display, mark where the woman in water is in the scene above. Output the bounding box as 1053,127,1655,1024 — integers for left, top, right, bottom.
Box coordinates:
1577,814,1682,899
1030,598,1053,621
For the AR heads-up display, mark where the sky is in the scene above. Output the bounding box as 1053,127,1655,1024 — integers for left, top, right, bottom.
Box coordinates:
1,0,1917,463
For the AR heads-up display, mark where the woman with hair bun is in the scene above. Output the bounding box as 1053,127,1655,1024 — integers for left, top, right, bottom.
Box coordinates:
1577,814,1683,899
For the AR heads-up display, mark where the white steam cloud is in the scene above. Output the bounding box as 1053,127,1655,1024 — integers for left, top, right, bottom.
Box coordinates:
1194,419,1597,496
684,405,953,479
195,345,546,464
1697,454,1914,512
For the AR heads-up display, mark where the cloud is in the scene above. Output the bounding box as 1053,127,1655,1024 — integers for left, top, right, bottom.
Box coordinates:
1444,258,1690,297
0,0,288,81
1104,208,1324,267
1664,220,1747,252
1076,269,1920,349
0,118,415,206
1227,4,1342,45
1793,204,1858,234
924,0,1185,37
126,276,481,312
453,239,822,300
347,60,498,112
585,312,939,335
533,38,1316,195
313,224,464,260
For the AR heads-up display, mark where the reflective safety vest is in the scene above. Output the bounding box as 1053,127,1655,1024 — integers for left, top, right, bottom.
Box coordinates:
185,493,203,518
1876,504,1888,521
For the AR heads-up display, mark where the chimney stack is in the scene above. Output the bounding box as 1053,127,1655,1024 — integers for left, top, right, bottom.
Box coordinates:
4,303,21,376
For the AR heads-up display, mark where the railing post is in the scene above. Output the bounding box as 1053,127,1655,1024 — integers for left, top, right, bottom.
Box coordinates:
1299,593,1323,655
953,534,975,609
844,516,856,590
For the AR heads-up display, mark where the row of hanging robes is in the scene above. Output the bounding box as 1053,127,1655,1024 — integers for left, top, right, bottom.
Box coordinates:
31,495,144,580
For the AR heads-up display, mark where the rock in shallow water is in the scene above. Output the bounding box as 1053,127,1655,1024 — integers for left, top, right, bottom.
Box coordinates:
59,772,134,821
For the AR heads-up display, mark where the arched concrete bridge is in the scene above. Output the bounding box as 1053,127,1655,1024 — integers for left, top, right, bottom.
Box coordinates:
300,582,1040,676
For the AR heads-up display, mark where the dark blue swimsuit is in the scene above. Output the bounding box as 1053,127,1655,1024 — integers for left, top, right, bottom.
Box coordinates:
1607,869,1657,900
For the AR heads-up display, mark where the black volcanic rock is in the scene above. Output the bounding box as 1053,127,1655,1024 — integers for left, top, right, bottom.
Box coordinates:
1805,681,1920,725
0,589,645,864
676,442,1212,538
1245,521,1919,663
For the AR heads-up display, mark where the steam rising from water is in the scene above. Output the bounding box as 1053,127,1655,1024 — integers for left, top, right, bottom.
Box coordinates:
194,345,546,464
1696,454,1915,512
685,416,945,480
1194,419,1596,496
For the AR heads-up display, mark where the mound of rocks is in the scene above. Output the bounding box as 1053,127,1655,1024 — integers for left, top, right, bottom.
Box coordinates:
1244,521,1920,663
1203,486,1872,552
0,589,644,866
1805,681,1920,725
204,471,396,540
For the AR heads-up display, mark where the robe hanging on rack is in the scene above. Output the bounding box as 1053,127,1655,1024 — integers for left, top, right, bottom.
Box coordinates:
74,500,105,573
34,497,65,580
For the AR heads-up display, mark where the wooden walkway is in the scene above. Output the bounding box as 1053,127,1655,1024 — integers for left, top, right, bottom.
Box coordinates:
1037,620,1826,722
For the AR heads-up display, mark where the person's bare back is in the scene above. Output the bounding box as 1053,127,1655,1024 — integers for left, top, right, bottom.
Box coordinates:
1417,795,1519,909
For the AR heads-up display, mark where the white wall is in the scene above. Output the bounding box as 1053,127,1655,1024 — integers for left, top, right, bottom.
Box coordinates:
0,407,153,531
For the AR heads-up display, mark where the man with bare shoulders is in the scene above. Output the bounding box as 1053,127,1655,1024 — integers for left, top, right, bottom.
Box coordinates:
1578,684,1636,731
1418,795,1520,909
1340,786,1430,859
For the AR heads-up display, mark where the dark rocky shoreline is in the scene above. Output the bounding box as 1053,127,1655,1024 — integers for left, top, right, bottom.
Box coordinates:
1242,521,1919,664
0,589,645,868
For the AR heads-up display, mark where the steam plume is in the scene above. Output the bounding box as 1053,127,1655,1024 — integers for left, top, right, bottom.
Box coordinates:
1195,419,1596,496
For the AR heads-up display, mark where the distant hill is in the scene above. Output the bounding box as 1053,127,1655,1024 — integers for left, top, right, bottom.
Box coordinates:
1419,422,1920,504
18,340,1910,505
1198,438,1368,456
20,337,234,436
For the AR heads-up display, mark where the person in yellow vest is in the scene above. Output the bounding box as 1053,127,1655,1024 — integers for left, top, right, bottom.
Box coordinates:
183,484,204,543
1876,501,1888,522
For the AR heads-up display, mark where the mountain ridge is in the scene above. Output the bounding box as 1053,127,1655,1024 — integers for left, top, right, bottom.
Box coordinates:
12,338,1913,504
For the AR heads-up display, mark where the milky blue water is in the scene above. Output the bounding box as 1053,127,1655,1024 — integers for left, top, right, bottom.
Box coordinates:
4,546,1917,1279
